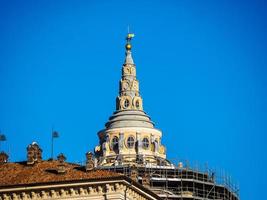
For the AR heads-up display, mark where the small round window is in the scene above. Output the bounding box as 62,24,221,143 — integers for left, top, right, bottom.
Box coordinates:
111,136,119,151
142,137,149,149
127,136,135,148
136,100,140,109
124,99,130,108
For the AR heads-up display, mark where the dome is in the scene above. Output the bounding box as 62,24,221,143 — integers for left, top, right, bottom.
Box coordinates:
105,110,154,129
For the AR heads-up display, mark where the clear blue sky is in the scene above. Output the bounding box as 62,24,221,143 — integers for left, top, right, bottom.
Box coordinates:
0,0,266,199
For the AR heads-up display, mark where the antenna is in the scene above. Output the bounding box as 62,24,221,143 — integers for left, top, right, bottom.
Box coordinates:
127,25,130,34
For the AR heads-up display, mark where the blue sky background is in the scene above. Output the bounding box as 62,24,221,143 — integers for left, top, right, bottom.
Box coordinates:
0,0,266,199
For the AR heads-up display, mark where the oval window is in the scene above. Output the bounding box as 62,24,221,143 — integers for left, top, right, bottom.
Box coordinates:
136,100,140,109
124,99,130,108
142,137,149,149
127,136,135,148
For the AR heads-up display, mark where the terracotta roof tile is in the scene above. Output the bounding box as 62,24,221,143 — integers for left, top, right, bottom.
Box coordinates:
0,160,121,187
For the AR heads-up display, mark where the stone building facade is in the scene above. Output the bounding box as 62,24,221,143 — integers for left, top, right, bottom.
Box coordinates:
0,143,160,200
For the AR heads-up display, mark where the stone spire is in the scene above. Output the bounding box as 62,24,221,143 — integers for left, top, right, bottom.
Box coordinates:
116,33,143,111
125,50,134,65
94,33,167,167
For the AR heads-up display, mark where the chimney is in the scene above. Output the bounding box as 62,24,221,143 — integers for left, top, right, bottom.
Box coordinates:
0,151,8,164
85,152,94,171
57,153,66,174
27,142,42,165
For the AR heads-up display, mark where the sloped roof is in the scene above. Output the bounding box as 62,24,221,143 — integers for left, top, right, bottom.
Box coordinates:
0,160,121,187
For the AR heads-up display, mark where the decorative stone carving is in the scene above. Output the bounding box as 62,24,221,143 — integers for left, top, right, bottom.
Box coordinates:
101,134,110,157
51,190,57,198
123,66,136,76
150,135,159,153
41,191,47,198
3,194,8,200
60,189,66,197
0,182,155,200
21,192,28,200
105,184,111,193
93,34,168,168
88,186,95,194
142,172,150,188
12,193,18,200
114,183,120,191
69,188,76,196
97,186,103,194
30,192,37,199
159,145,165,154
121,79,130,91
85,152,95,171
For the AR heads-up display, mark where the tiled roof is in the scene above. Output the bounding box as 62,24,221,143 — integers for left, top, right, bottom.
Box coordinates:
0,160,121,187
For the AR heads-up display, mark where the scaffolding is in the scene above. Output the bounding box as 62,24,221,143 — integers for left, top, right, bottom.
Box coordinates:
95,157,239,200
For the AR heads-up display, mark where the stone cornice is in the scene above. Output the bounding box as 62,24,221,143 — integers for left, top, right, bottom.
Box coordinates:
0,180,159,200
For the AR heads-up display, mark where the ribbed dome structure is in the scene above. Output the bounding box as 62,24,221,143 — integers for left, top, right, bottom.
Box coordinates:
105,110,154,129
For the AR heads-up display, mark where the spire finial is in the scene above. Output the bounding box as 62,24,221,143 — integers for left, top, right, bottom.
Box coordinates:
125,32,134,51
124,32,135,64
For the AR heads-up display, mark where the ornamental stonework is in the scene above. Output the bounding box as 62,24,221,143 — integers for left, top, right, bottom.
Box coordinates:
0,183,150,200
94,34,167,167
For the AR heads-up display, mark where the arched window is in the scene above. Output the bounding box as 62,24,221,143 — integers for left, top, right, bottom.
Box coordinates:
127,136,135,148
142,137,149,149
